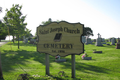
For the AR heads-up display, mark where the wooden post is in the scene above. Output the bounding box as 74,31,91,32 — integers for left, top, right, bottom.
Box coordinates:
45,53,49,75
71,54,75,78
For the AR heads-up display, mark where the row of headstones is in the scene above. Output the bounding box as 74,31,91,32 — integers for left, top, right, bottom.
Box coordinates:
23,36,37,44
82,36,105,44
82,36,117,46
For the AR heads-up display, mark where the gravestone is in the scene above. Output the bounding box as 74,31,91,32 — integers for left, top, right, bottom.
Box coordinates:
95,33,103,46
111,38,115,45
106,40,109,42
82,36,86,44
114,38,117,43
99,35,102,42
93,51,102,53
116,38,120,49
25,38,28,43
55,55,66,62
29,39,36,44
102,38,105,42
82,57,92,60
93,39,96,42
85,37,92,45
109,38,112,42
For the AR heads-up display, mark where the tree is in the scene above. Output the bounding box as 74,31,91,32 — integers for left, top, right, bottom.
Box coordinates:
0,7,4,80
83,27,93,37
3,4,27,49
16,28,31,40
0,21,8,40
41,18,52,25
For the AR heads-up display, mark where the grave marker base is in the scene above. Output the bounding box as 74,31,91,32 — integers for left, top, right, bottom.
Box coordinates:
93,51,102,53
55,59,66,62
82,57,92,60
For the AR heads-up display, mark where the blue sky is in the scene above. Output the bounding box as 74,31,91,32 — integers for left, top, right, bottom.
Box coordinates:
83,0,120,24
0,0,120,40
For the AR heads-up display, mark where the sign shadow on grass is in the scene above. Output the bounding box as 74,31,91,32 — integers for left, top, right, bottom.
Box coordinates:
1,50,53,72
54,57,110,74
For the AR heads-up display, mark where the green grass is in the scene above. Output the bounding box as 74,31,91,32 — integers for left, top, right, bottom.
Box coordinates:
0,40,10,42
0,41,120,80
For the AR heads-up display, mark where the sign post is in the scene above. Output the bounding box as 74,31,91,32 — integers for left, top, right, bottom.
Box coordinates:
37,21,84,78
45,53,49,75
72,54,75,78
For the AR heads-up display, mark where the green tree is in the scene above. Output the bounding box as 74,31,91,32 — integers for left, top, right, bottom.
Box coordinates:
83,27,93,37
3,4,27,49
0,21,8,42
41,18,52,25
24,28,31,38
0,6,4,80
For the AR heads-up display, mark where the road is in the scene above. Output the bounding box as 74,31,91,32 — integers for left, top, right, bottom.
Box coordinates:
0,42,8,47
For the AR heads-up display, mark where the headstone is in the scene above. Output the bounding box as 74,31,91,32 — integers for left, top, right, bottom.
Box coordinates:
95,33,103,46
29,39,36,44
99,35,102,42
93,51,102,53
114,38,117,43
82,36,86,44
93,39,96,42
23,36,26,43
109,38,112,42
97,33,100,38
116,38,120,49
25,38,28,43
102,38,105,42
85,37,92,45
106,40,109,42
111,38,115,45
82,57,92,60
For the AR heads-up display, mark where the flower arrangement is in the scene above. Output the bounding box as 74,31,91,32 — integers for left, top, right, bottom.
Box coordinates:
82,52,92,60
55,55,60,60
82,53,88,58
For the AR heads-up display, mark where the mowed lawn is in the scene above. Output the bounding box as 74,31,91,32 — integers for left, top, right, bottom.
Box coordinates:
0,41,120,80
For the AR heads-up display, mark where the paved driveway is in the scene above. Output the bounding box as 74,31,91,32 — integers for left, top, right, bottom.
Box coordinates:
0,42,8,47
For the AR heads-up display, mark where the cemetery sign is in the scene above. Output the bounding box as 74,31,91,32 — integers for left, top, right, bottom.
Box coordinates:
37,21,84,57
